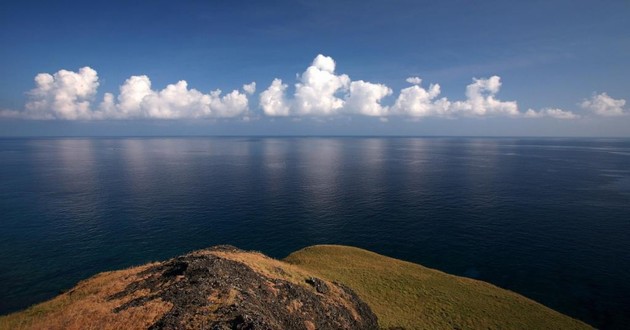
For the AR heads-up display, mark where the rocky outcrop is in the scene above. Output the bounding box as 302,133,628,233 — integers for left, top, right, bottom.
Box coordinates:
107,245,378,329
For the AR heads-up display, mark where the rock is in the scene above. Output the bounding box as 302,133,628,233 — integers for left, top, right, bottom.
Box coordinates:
305,277,329,294
108,246,378,329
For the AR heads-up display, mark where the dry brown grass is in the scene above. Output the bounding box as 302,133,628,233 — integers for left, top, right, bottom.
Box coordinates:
206,250,313,286
0,263,172,330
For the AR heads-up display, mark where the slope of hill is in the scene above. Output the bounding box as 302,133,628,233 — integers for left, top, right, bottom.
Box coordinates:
285,245,592,330
0,245,377,329
1,244,591,329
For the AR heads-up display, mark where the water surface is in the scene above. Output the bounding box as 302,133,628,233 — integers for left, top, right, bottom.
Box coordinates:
1,137,629,328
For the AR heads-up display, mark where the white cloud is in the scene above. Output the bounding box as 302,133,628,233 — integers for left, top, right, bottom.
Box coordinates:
392,80,451,117
5,55,624,124
114,78,248,119
260,54,390,117
100,76,250,119
98,92,117,118
580,93,626,116
391,76,520,119
243,82,256,95
109,75,152,118
258,56,594,121
524,108,580,119
294,54,350,115
345,80,392,116
209,90,250,118
405,77,422,85
7,67,252,120
452,76,519,117
24,67,100,119
0,109,23,119
545,108,580,119
260,78,290,116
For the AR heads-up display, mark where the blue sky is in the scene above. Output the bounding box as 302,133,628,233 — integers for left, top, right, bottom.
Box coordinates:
1,0,629,136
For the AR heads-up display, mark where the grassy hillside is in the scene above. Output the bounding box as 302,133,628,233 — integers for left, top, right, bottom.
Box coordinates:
0,263,170,330
0,246,377,330
1,244,592,329
285,245,591,330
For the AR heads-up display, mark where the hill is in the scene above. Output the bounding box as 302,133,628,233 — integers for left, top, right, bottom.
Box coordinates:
0,245,377,329
1,245,591,329
285,245,591,329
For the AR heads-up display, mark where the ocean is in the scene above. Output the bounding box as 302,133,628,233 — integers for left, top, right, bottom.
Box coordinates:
0,137,629,328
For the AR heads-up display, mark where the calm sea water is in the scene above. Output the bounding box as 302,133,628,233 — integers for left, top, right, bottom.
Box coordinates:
1,137,629,328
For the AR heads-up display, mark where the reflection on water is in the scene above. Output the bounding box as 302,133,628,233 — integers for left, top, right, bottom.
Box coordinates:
0,137,630,328
54,140,101,222
299,139,343,216
463,139,501,210
357,138,387,199
262,139,289,195
28,140,106,244
122,139,151,196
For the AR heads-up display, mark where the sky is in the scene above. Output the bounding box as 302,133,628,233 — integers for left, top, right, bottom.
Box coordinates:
0,0,629,136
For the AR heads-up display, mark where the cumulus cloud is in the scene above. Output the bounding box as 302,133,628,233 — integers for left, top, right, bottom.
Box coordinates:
0,109,23,118
391,80,451,117
4,67,252,120
580,93,626,116
391,76,526,118
243,82,256,95
99,76,249,119
3,55,622,123
524,108,580,119
115,75,152,117
452,76,519,117
23,67,100,119
260,79,290,116
293,54,350,115
103,76,250,119
345,81,392,116
405,77,422,85
259,57,532,119
260,54,391,117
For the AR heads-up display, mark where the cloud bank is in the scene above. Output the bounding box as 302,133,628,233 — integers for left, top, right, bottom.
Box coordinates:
524,108,580,119
2,69,251,120
98,76,249,119
2,54,624,121
261,55,393,117
580,93,627,116
259,55,582,120
390,78,449,117
22,67,100,120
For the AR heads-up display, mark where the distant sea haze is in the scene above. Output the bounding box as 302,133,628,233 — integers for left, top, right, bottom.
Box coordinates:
0,137,629,329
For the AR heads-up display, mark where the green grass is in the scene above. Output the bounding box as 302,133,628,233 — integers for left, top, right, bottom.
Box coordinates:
284,245,592,330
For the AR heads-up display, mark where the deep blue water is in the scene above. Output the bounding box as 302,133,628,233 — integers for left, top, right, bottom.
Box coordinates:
1,137,629,328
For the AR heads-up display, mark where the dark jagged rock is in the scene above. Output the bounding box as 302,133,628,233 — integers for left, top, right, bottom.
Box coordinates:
305,277,329,294
108,246,378,329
